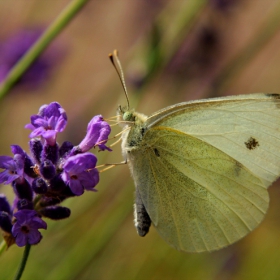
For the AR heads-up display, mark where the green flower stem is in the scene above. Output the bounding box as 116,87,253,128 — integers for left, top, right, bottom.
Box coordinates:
0,0,90,100
14,244,31,280
0,240,7,256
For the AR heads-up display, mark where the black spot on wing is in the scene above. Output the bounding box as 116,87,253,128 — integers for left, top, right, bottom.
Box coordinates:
154,148,160,157
244,137,259,150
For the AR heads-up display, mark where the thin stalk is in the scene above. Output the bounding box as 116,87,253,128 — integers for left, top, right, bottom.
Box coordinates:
13,244,31,280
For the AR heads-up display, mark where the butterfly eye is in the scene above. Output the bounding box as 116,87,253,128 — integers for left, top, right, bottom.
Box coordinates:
123,111,133,121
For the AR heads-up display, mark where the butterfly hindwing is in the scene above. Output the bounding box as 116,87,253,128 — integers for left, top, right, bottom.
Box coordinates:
132,127,268,252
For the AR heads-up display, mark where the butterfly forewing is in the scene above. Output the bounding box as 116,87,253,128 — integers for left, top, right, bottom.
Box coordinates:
147,94,280,186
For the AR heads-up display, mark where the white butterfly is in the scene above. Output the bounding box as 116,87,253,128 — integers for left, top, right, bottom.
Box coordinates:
111,51,280,253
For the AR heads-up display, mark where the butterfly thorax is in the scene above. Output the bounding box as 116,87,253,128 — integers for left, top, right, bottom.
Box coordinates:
118,106,148,151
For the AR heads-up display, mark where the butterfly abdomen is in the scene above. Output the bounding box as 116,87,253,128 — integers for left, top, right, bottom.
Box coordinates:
134,188,151,237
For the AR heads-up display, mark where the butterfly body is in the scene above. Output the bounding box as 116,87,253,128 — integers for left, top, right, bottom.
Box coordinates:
119,93,280,253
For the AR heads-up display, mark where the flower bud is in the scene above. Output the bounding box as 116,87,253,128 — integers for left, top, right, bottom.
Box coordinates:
40,159,56,180
59,141,74,158
42,142,59,165
13,178,33,201
49,175,67,193
17,199,33,210
0,211,12,233
39,206,71,220
32,178,48,194
0,194,11,213
29,138,43,163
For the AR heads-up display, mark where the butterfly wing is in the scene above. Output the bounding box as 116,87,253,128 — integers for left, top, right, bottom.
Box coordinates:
147,93,280,187
128,93,280,252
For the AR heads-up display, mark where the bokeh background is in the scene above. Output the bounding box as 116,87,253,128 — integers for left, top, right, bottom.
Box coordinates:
1,0,280,279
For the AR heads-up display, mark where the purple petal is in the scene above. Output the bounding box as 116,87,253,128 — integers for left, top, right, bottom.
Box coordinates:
11,145,25,156
38,104,48,116
30,115,42,127
33,118,48,127
69,180,84,196
47,115,56,129
0,170,19,184
29,127,46,138
63,153,97,173
0,156,13,168
28,230,42,245
61,171,70,184
80,169,99,191
30,217,47,229
43,102,61,118
15,233,28,247
24,123,36,130
55,112,67,132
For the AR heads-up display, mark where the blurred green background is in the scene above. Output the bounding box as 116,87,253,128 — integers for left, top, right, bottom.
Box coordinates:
1,0,280,279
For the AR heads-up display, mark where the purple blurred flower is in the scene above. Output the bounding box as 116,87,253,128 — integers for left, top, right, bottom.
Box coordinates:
0,154,24,184
12,209,47,247
0,29,53,86
25,102,67,146
78,115,111,152
209,0,238,11
61,153,99,196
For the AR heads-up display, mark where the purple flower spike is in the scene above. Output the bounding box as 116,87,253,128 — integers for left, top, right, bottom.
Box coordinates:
25,102,67,146
12,210,47,247
78,115,111,152
61,153,99,196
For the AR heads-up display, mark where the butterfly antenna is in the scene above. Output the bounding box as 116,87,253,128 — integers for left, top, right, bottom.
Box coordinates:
109,50,130,109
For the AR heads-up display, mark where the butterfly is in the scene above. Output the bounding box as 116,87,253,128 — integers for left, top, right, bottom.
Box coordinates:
110,51,280,253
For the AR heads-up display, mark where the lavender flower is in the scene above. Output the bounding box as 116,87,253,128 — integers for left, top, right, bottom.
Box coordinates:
61,153,99,196
77,115,112,152
25,102,67,146
0,101,112,248
12,210,47,247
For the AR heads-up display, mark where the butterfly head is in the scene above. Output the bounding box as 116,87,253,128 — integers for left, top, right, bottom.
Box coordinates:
117,105,135,127
117,105,147,128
